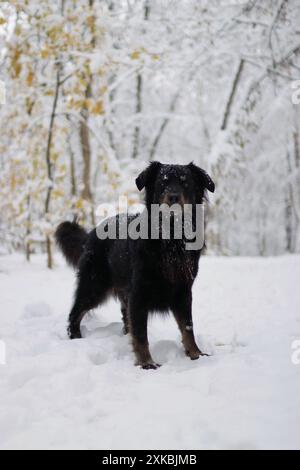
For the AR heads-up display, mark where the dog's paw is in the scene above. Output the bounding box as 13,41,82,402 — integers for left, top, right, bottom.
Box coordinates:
187,351,200,360
68,328,82,340
139,362,161,370
186,349,210,360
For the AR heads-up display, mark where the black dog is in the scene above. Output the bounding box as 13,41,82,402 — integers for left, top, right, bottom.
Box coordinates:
55,162,215,369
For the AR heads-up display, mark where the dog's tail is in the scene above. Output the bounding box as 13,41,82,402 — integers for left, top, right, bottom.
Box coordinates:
55,220,88,269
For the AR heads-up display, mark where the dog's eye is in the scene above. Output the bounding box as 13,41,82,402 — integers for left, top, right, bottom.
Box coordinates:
163,175,169,182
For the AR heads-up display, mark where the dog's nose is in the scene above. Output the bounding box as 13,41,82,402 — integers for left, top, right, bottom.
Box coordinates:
168,193,181,205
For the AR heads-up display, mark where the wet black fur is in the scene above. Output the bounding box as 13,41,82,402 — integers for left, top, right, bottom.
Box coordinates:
55,162,215,368
55,220,88,269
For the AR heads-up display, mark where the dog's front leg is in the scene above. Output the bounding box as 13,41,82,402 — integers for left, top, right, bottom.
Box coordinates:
173,291,208,360
129,296,160,370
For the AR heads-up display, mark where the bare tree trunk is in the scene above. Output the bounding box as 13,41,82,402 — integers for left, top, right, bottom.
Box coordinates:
80,86,92,203
221,59,245,130
286,144,300,253
132,74,143,159
62,71,77,201
79,0,95,225
258,212,267,256
80,81,95,225
46,237,53,270
294,127,300,169
69,140,77,198
64,114,77,198
292,122,300,251
25,195,31,262
45,66,61,269
285,190,293,253
132,1,150,159
43,0,67,269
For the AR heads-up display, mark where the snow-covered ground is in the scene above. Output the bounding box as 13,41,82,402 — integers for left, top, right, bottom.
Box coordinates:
0,254,299,450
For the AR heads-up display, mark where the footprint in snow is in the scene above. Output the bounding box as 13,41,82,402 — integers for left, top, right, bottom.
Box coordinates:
21,302,53,320
152,340,183,363
83,322,123,339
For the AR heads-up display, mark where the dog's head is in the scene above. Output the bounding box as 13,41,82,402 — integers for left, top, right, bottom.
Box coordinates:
136,161,215,208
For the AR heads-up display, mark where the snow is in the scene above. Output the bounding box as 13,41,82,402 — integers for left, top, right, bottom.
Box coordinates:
0,253,300,450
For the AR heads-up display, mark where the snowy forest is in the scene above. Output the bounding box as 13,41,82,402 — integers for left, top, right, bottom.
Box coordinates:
0,0,300,267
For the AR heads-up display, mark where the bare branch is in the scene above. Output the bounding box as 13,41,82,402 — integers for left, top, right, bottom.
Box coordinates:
221,59,245,131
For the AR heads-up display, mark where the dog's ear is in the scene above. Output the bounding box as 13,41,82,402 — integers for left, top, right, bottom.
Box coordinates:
136,161,161,191
188,163,215,193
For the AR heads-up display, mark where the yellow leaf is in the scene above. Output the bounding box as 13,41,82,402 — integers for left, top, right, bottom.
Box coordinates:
26,70,34,87
84,98,93,111
13,62,22,78
86,15,95,29
10,174,17,191
48,26,62,42
15,25,21,36
25,97,34,114
11,47,22,78
131,50,141,60
75,199,84,210
92,100,104,115
52,152,59,162
0,18,7,25
41,48,50,59
100,86,108,95
52,189,64,198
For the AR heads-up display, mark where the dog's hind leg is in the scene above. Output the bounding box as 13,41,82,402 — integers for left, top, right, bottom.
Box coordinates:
119,293,129,335
68,264,110,340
